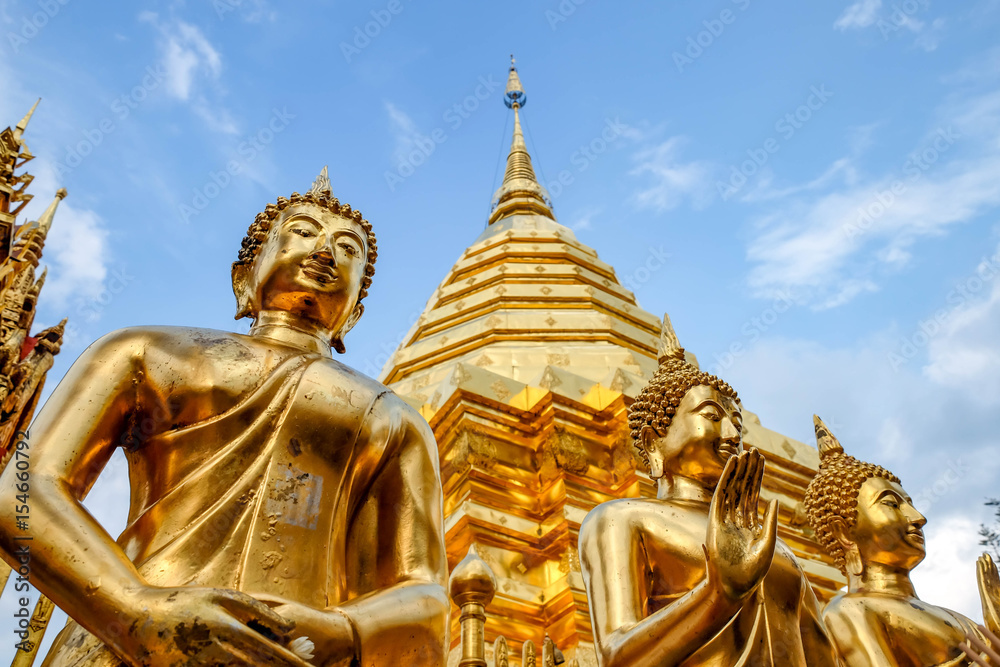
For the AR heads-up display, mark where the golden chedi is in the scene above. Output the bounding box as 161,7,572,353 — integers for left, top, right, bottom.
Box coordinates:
0,168,450,666
804,416,1000,666
577,318,841,666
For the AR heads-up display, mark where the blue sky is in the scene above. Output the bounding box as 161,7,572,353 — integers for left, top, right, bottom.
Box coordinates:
2,0,1000,656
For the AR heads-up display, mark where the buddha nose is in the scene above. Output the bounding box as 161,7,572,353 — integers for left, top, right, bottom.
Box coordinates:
908,505,927,527
311,236,336,262
720,417,741,445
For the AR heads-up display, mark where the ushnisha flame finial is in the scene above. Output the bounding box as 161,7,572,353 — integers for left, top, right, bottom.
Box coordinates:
813,415,845,463
657,313,684,364
308,165,333,198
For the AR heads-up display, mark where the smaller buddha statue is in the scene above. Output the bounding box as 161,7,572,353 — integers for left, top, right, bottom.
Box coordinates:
804,416,1000,666
578,317,841,666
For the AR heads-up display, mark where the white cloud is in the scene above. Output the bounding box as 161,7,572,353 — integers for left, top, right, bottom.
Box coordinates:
913,17,946,52
835,0,883,30
911,515,986,623
744,86,1000,309
923,249,1000,405
19,164,111,313
629,137,712,212
140,12,237,135
385,101,422,165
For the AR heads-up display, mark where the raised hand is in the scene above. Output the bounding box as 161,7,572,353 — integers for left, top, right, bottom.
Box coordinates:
979,553,1000,635
705,448,779,602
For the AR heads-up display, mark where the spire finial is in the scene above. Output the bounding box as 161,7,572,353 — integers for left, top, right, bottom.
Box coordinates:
657,313,685,364
308,165,332,198
13,98,40,142
504,55,526,109
813,415,845,463
489,58,554,224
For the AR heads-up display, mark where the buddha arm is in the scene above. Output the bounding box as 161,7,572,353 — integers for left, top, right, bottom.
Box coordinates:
579,505,741,667
0,329,151,655
797,572,844,666
338,397,450,667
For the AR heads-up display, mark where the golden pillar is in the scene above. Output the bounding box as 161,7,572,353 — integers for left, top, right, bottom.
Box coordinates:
450,546,497,667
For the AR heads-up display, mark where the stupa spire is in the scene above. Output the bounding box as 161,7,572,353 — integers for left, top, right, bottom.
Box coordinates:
13,98,40,143
14,188,66,267
488,56,555,225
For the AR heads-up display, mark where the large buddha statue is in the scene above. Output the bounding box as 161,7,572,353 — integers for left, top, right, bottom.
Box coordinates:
804,415,1000,666
578,319,841,666
0,169,450,666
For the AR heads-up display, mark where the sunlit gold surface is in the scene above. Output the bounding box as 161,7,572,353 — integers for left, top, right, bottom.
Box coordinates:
381,62,844,665
578,339,840,666
805,416,998,666
0,172,449,666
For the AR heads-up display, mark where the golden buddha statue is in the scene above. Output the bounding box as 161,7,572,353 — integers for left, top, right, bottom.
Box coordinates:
0,168,450,666
578,318,841,666
804,416,1000,666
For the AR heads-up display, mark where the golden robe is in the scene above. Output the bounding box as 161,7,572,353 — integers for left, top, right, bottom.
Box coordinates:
43,352,447,666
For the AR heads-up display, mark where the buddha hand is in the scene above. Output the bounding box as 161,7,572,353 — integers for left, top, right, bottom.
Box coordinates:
119,586,313,667
705,448,779,602
978,553,1000,634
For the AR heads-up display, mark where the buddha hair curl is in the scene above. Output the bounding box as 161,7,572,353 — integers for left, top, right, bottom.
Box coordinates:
627,351,739,471
804,419,900,575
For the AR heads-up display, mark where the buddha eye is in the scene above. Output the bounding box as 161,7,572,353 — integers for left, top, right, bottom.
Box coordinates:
339,242,358,256
293,228,314,237
882,498,899,509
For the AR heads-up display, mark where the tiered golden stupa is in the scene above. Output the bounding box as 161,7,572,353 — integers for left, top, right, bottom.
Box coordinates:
381,59,845,665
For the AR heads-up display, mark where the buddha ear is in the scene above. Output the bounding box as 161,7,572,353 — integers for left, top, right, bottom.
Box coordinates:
331,302,364,354
231,262,256,320
640,426,665,479
831,517,864,577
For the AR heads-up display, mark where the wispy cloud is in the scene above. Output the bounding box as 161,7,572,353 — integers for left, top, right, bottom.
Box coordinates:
385,101,421,164
629,137,712,212
744,86,1000,309
25,165,110,312
834,0,944,51
923,250,1000,405
139,12,238,135
835,0,883,29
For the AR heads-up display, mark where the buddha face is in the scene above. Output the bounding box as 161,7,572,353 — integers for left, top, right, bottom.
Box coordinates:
249,205,368,336
643,384,742,486
851,477,926,572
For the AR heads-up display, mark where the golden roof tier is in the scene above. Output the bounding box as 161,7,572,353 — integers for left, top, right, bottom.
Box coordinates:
381,61,843,666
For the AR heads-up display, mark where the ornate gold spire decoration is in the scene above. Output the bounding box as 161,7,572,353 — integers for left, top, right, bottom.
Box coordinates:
308,164,333,198
657,312,684,363
813,414,844,460
12,98,39,144
14,188,66,268
0,103,66,667
488,56,555,224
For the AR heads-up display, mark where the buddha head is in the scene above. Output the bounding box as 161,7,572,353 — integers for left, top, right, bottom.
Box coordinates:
804,416,926,578
231,167,378,353
628,315,741,485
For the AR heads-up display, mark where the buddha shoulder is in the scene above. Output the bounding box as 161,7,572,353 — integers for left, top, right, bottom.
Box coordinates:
580,498,685,553
81,325,259,363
